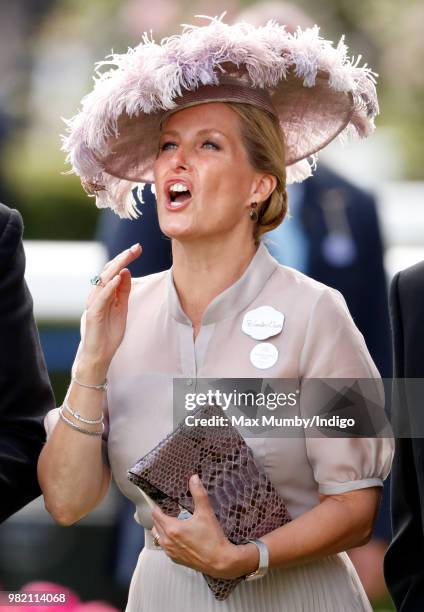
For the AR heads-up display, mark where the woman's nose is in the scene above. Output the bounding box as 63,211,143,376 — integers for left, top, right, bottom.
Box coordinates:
171,145,190,171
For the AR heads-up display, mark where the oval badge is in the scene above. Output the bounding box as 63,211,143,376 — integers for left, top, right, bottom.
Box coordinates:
242,305,284,340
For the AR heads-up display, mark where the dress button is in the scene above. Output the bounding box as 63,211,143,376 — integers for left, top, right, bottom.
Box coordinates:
186,378,193,386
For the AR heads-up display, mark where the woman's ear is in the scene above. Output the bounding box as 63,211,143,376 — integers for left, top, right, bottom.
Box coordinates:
251,173,277,205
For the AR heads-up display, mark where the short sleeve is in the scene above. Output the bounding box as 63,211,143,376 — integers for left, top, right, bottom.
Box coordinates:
306,436,393,495
299,288,394,495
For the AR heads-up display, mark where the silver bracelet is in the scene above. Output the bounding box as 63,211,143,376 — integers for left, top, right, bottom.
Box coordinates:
72,375,108,391
63,399,103,425
59,407,104,436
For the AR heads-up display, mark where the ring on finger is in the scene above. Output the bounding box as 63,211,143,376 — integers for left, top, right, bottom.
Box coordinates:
153,533,161,547
90,274,104,287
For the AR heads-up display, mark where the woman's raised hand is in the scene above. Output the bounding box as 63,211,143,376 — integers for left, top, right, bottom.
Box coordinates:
76,243,142,382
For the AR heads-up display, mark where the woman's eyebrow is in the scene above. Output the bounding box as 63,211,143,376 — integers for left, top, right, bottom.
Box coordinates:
197,128,227,138
160,129,179,137
160,128,227,138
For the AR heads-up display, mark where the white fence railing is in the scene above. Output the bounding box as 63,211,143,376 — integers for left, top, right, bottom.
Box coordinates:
23,181,423,321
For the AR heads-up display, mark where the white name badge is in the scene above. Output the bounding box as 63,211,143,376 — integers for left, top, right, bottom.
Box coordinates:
250,343,279,369
242,306,285,340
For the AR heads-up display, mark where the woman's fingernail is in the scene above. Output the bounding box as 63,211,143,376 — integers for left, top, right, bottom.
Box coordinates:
130,243,140,253
192,474,200,484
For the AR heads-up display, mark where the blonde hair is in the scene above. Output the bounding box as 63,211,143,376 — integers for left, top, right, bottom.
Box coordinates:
226,102,288,242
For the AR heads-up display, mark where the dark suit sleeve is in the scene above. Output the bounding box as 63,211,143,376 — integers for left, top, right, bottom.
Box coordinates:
384,271,424,611
0,204,55,522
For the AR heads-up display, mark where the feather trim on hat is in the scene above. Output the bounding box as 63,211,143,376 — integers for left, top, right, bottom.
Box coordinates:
61,14,378,217
286,157,317,184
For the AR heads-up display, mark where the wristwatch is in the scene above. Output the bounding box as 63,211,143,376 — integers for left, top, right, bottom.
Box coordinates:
244,538,269,581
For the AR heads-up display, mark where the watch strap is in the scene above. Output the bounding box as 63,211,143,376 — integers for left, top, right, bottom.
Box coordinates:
244,538,269,581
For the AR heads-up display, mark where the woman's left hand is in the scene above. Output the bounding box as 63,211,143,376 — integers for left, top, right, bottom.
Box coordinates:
151,474,251,579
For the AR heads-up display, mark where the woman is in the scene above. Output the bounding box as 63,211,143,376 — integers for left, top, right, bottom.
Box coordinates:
39,17,393,611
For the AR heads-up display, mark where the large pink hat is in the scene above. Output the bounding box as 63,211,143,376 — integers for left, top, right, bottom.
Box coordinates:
62,15,378,217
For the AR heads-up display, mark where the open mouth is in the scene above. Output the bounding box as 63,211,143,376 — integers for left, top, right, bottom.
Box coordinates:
167,182,192,209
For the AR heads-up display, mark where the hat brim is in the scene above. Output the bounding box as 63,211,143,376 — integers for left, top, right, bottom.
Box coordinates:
97,71,354,184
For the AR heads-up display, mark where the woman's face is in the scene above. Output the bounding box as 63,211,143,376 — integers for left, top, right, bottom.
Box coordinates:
153,102,268,243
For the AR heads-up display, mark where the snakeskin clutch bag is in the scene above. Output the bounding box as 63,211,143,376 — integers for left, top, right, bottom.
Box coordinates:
127,402,291,600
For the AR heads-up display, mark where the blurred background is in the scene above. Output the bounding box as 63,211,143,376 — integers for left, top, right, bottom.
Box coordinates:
0,0,423,610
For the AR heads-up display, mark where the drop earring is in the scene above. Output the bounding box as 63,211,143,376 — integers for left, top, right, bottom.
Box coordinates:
249,202,258,222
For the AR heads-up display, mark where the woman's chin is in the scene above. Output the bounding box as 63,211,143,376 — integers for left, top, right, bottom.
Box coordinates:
160,220,197,241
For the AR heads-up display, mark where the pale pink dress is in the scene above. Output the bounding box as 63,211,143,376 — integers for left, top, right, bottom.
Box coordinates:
46,244,393,611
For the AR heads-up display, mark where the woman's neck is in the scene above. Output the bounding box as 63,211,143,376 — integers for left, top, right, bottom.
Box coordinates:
172,236,257,336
